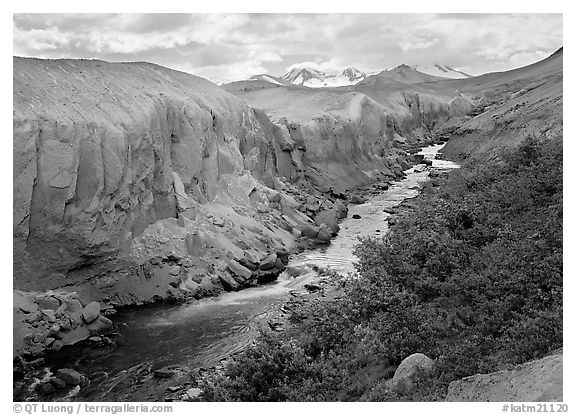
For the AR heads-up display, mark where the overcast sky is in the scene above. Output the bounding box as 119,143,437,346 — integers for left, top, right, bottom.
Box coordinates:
13,13,563,83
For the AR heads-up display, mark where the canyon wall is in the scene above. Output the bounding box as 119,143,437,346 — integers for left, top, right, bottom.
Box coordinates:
13,58,309,291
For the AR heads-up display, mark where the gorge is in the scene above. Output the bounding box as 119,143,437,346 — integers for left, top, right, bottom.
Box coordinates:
13,47,563,402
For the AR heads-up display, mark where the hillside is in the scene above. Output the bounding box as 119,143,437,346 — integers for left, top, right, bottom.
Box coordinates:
437,48,563,158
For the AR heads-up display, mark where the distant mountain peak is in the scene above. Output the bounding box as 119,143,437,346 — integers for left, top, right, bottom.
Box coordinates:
282,66,366,88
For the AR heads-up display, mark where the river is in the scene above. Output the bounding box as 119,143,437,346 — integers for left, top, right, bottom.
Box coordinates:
38,143,459,400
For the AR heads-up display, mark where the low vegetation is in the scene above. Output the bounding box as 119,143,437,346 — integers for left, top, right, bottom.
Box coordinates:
203,137,563,401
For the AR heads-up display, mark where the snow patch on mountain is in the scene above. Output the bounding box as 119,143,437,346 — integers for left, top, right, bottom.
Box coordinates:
411,64,472,79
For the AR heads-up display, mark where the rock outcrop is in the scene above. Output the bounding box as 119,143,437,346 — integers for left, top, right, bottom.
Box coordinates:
446,350,563,402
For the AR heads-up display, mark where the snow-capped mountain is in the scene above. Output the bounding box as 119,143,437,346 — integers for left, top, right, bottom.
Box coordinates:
411,64,472,79
281,67,366,88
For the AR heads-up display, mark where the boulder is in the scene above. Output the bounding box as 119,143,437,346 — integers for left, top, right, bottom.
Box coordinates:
314,209,340,234
301,225,320,239
332,199,348,219
200,276,217,295
259,253,277,271
218,274,240,291
350,195,366,204
62,297,83,314
268,191,282,203
227,261,253,281
154,369,175,379
389,353,434,392
56,368,83,386
168,265,181,276
186,387,203,399
239,249,261,270
316,228,332,243
82,302,101,324
41,309,56,323
35,295,60,311
86,315,113,334
183,279,202,298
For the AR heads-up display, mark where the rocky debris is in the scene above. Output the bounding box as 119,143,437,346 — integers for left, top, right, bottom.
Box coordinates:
388,353,434,392
446,350,563,402
82,302,101,324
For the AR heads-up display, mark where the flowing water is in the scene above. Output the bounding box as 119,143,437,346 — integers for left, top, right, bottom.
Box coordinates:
48,143,460,395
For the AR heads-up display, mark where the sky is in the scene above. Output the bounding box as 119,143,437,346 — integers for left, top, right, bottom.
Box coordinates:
13,13,563,83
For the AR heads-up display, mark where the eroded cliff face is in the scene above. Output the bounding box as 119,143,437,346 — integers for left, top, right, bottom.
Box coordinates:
13,57,309,293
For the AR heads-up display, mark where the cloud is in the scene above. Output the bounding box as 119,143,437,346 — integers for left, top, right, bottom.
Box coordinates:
13,13,563,82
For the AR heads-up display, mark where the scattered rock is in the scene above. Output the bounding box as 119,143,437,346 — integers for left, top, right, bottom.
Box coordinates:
50,377,67,389
167,385,183,392
350,195,366,204
316,228,332,243
82,302,101,324
41,309,56,323
50,340,64,352
168,265,181,276
86,315,113,334
314,209,340,234
19,303,37,314
304,283,322,292
186,387,203,400
35,295,60,311
183,279,202,298
218,274,239,291
40,382,55,394
227,261,253,281
256,203,270,213
56,368,83,386
154,368,175,379
301,225,320,238
259,253,277,270
332,199,348,219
